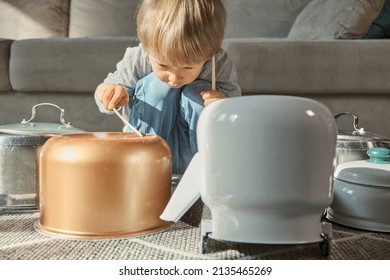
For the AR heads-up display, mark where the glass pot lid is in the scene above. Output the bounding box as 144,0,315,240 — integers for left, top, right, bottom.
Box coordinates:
335,112,390,142
0,103,84,135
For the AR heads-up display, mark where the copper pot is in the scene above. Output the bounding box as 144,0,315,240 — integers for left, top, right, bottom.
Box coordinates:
34,132,173,239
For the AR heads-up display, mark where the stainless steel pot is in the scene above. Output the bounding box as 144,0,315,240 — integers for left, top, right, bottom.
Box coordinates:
334,112,390,167
0,103,84,212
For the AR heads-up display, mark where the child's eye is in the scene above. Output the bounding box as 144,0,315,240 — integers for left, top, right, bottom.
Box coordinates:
185,67,194,70
158,64,168,68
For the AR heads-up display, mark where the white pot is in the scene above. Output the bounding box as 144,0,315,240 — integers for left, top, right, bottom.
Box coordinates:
197,96,337,243
161,96,337,244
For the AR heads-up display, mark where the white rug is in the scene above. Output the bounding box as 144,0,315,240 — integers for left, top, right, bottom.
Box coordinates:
1,210,390,260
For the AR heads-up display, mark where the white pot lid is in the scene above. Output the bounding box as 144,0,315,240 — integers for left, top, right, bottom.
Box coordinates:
334,147,390,187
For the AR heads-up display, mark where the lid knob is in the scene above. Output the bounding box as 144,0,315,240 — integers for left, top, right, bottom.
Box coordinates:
366,147,390,164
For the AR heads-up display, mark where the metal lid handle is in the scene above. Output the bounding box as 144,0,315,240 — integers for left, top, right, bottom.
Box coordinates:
21,103,72,127
334,112,365,133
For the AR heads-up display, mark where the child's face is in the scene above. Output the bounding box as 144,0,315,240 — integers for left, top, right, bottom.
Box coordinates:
149,54,206,89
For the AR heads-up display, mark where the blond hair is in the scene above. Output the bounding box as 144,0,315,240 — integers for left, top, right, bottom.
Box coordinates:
136,0,226,66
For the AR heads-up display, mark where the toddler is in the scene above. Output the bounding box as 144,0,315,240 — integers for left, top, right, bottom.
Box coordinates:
95,0,241,174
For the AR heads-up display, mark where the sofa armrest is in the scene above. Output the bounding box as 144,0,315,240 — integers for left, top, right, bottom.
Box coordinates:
9,37,138,92
223,38,390,95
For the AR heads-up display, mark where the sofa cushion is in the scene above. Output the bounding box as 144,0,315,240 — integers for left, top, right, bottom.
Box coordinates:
288,0,384,40
0,0,70,40
68,0,138,38
0,39,12,91
364,0,390,38
9,37,138,92
223,0,312,38
223,38,390,95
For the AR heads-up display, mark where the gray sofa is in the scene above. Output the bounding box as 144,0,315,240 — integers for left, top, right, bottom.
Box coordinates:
1,0,390,137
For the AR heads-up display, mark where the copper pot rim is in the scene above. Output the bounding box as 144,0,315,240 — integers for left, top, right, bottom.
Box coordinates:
34,219,174,240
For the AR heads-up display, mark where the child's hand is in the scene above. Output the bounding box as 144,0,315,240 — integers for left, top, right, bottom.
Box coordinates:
97,83,129,110
200,90,225,107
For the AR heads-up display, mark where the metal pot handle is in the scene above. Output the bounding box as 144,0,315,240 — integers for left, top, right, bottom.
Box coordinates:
21,103,72,127
334,112,365,133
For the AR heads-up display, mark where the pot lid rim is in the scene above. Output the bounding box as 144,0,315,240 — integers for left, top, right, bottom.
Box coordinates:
337,130,390,141
334,174,390,188
0,122,85,135
334,163,390,187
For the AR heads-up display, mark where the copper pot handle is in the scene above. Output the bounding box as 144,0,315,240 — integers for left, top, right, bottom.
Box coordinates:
21,103,72,127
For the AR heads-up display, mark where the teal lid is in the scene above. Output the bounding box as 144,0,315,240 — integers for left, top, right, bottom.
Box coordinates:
366,147,390,164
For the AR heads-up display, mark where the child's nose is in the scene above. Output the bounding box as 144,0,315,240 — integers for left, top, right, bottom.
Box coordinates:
169,72,182,83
